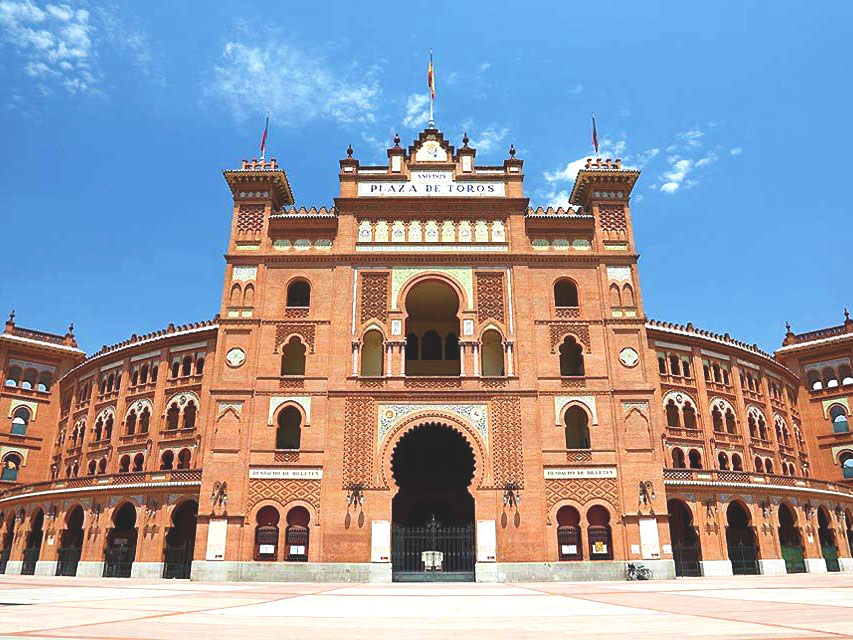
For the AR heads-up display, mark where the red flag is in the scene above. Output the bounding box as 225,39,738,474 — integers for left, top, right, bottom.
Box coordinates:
260,116,269,158
591,114,599,154
428,51,435,99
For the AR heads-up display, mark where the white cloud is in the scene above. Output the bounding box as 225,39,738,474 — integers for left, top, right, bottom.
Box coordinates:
634,147,660,168
208,39,381,126
660,158,691,193
402,92,429,128
478,62,491,72
570,83,583,94
0,0,98,93
730,146,743,156
97,4,163,85
676,128,704,148
694,150,718,168
471,125,508,153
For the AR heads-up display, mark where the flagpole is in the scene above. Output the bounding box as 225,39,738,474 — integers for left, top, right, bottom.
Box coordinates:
428,49,435,128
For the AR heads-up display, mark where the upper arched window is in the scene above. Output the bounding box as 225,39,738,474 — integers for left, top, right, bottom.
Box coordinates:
554,280,578,308
281,337,307,376
1,453,21,481
360,330,384,377
559,336,584,377
4,365,21,387
276,406,302,450
286,280,311,308
481,330,504,377
688,449,702,469
564,406,590,449
830,405,849,433
841,452,853,479
11,406,30,435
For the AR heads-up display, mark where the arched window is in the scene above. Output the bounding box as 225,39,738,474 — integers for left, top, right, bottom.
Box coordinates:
808,370,822,390
754,456,763,472
421,330,442,360
748,415,757,438
671,448,686,468
37,372,52,392
5,365,21,387
622,284,635,307
405,333,419,361
139,408,150,433
732,453,743,471
87,460,97,476
669,355,681,376
711,408,723,432
132,453,145,472
559,336,584,377
181,355,192,377
160,450,174,470
183,401,197,430
824,367,839,388
688,449,702,469
840,365,853,386
481,330,504,377
444,332,460,360
104,416,113,440
1,453,21,481
609,283,621,308
718,452,729,470
22,369,36,390
554,280,578,307
758,416,768,440
171,360,180,379
725,409,737,434
658,355,666,374
119,455,130,473
281,337,307,376
666,400,681,428
830,405,849,433
11,407,30,435
286,280,311,308
841,452,853,479
556,505,582,560
285,506,310,561
765,459,774,474
254,506,280,561
229,283,241,307
97,458,107,475
131,369,139,386
166,403,180,431
683,402,697,429
195,355,205,375
360,330,384,376
587,505,612,560
177,448,191,470
564,406,590,449
276,406,302,450
140,364,149,384
93,419,103,442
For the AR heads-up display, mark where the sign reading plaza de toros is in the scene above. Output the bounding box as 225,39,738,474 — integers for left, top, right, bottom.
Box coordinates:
357,170,505,197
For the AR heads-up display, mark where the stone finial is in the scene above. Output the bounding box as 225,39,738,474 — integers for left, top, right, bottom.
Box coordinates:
393,133,400,148
5,309,14,333
845,308,853,332
783,321,796,346
462,132,469,148
508,144,516,158
346,144,353,158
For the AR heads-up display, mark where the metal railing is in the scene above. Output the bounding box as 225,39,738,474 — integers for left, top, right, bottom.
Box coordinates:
663,469,853,497
0,469,202,502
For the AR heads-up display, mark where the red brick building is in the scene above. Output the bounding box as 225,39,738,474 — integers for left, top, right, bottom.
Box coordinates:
1,127,851,581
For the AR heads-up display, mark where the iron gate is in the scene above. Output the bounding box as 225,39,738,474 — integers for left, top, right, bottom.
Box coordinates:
822,544,840,572
392,517,475,582
727,542,759,575
103,546,136,578
56,546,82,576
0,548,10,574
21,547,40,575
781,544,806,573
163,543,194,579
672,542,701,577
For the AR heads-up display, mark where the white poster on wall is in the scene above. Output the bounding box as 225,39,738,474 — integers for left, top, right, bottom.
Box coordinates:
477,520,496,562
371,520,391,562
639,516,661,560
205,518,228,561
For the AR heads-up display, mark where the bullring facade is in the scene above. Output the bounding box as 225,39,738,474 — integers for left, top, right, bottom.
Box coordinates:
2,126,852,581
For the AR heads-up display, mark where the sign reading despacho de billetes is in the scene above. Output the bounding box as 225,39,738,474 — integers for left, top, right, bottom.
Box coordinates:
249,468,323,480
543,467,617,479
357,169,505,197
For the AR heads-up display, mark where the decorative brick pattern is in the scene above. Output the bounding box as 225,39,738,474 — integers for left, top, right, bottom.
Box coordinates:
275,323,315,353
491,396,523,488
549,323,590,352
274,451,299,463
555,307,580,319
360,273,388,323
342,397,375,488
546,478,619,512
566,450,593,462
598,205,627,233
476,272,505,323
247,479,321,522
236,204,265,233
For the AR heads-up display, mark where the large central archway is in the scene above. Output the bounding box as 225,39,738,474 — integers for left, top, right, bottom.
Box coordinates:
390,422,475,581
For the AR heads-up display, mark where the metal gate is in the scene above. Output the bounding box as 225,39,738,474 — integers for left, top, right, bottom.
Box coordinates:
392,517,475,582
56,546,82,576
822,544,840,572
781,544,806,573
163,543,194,579
672,542,702,577
21,547,40,575
727,542,759,575
0,548,10,574
103,546,136,578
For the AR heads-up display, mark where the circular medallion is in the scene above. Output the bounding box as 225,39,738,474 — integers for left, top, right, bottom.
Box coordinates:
225,347,246,368
619,347,639,368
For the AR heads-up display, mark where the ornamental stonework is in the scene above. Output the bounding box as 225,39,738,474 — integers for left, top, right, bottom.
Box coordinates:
360,273,389,323
545,478,619,512
476,272,505,323
342,397,375,488
491,396,523,488
598,205,627,234
275,323,315,353
247,479,321,522
236,204,265,233
549,323,590,352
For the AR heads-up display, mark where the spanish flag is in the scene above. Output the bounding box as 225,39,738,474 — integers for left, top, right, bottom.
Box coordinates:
428,50,435,99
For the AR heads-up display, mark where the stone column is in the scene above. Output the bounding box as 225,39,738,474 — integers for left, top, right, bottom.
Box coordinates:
755,501,786,575
351,340,361,376
504,340,515,376
459,342,467,377
698,495,733,576
385,343,393,377
801,503,828,573
472,344,481,377
399,340,406,376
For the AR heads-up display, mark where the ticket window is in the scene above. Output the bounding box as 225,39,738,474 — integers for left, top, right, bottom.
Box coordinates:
285,506,310,562
254,506,280,561
587,505,613,561
556,505,582,561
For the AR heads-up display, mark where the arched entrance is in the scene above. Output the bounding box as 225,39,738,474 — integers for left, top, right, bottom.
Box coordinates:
404,280,461,376
21,509,44,575
104,502,137,578
778,503,805,573
668,499,702,577
818,507,840,572
390,423,475,581
163,500,198,579
57,505,84,576
725,501,759,575
0,512,15,573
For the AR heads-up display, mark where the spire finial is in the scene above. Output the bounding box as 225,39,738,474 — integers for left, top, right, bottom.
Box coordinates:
508,144,516,158
346,144,353,158
8,309,14,323
785,321,792,332
68,322,74,334
845,308,850,322
393,133,400,148
462,132,469,148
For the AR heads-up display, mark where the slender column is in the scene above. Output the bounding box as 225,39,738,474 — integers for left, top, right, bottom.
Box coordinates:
505,340,515,376
351,340,360,376
459,343,466,377
399,341,406,376
473,344,481,377
385,344,393,377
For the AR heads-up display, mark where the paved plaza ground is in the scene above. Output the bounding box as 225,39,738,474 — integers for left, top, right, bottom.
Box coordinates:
1,573,852,639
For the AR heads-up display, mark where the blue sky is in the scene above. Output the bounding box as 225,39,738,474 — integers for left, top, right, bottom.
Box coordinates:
1,1,850,355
